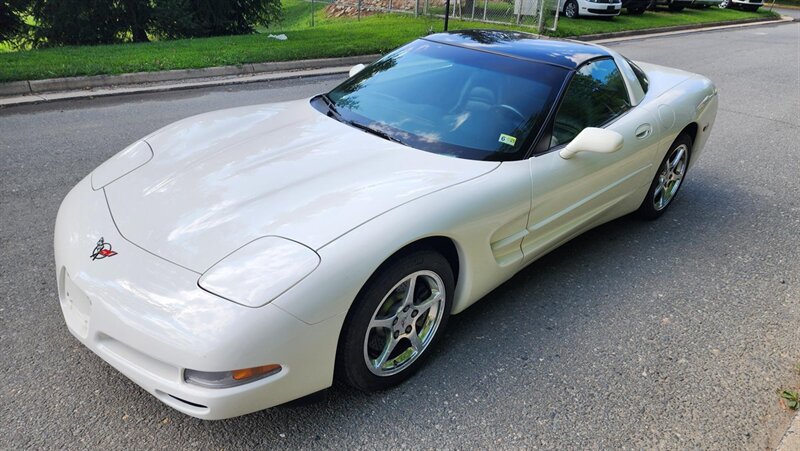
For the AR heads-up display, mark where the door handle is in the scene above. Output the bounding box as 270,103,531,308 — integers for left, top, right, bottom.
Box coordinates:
635,124,652,140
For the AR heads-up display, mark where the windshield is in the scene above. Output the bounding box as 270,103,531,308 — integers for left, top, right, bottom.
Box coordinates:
316,39,568,161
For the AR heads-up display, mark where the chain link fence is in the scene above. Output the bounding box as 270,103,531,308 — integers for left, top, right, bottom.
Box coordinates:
309,0,561,32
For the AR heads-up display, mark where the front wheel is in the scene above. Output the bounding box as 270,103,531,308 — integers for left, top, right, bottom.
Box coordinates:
335,250,454,392
636,134,692,219
719,0,733,8
564,0,580,18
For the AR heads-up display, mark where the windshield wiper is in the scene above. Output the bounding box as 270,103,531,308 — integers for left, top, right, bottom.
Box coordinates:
320,94,403,145
345,120,405,145
320,94,342,120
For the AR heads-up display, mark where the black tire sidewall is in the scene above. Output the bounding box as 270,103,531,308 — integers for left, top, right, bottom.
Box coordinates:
335,250,455,392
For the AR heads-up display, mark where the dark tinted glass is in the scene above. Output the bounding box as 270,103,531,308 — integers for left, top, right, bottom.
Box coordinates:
550,58,631,148
627,58,649,93
321,40,568,161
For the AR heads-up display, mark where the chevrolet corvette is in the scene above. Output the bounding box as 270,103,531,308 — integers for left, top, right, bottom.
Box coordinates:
54,30,718,419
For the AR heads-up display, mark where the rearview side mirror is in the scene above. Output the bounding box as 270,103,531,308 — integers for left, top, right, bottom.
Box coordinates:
349,64,366,78
559,127,624,160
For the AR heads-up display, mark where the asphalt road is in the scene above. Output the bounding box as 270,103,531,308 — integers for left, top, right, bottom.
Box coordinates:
2,21,799,450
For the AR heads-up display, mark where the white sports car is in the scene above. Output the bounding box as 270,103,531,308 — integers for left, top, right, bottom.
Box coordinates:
54,30,718,420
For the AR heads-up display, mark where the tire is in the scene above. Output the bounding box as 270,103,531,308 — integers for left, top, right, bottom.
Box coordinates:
564,0,580,18
719,0,732,8
668,3,685,10
743,4,759,10
636,133,692,220
335,249,454,392
628,6,646,14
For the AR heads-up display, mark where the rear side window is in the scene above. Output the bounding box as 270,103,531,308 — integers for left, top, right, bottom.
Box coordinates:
627,59,649,94
550,58,631,148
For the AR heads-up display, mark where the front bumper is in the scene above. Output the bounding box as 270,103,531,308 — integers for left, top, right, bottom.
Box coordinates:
581,3,622,15
54,176,343,419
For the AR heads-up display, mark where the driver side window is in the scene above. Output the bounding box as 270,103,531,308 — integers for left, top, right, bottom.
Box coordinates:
550,58,631,148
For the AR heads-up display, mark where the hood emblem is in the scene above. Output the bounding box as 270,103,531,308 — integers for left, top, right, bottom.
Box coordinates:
90,237,118,260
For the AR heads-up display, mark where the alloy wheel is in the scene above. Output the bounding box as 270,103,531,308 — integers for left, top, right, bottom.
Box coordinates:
363,270,446,377
652,143,688,211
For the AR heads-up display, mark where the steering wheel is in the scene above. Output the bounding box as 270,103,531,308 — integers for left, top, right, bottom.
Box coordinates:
493,104,526,123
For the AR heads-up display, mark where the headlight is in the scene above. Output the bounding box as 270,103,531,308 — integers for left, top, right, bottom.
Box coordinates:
198,236,320,308
91,140,153,190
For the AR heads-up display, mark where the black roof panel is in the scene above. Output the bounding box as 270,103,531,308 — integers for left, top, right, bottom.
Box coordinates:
423,30,610,70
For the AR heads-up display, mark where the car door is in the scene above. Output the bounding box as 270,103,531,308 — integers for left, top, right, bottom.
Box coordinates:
521,57,659,261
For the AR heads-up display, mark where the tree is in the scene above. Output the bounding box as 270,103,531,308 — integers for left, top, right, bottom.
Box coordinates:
9,0,283,47
119,0,152,43
29,0,124,46
150,0,281,38
0,0,30,46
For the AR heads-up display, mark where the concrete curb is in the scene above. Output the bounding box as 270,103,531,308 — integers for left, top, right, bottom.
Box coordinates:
0,15,794,108
777,411,800,451
4,54,380,97
0,65,360,107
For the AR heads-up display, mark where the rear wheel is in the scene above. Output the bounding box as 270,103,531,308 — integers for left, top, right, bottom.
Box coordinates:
335,250,454,392
637,133,692,219
564,0,580,18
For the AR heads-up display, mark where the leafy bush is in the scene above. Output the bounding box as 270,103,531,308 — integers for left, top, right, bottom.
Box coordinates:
150,0,282,39
0,0,281,47
29,0,124,46
0,0,31,46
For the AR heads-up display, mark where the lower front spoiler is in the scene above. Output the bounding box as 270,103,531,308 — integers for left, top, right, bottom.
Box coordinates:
54,176,345,419
60,295,344,420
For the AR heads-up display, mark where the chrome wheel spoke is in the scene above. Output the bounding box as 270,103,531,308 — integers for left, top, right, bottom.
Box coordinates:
369,317,394,330
670,147,685,170
653,184,665,204
374,336,400,369
414,290,442,312
402,276,417,307
408,330,422,352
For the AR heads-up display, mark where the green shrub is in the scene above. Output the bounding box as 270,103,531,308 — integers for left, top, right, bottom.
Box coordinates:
0,0,30,46
29,0,124,46
151,0,282,39
2,0,282,47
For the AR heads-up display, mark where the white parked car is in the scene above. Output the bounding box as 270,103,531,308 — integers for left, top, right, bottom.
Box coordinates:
54,30,718,420
560,0,622,18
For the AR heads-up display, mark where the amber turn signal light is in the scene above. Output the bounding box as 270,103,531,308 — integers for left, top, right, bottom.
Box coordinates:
231,364,282,381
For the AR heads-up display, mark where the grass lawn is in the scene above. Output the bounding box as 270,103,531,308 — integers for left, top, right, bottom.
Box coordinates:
552,6,776,36
0,1,777,83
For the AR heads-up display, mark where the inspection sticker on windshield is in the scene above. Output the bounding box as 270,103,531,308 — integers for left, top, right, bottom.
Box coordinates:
498,134,517,146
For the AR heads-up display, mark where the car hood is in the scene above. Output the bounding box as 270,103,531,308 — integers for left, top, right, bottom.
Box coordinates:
104,99,499,273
